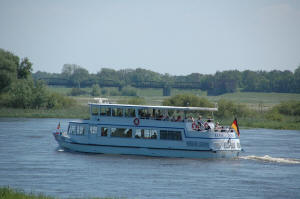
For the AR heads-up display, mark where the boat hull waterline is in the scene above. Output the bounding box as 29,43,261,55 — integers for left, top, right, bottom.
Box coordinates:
53,133,240,159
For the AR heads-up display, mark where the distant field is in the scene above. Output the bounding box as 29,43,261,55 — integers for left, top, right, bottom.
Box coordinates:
47,86,300,109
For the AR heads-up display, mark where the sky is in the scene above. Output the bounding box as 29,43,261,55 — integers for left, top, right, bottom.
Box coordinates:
0,0,300,75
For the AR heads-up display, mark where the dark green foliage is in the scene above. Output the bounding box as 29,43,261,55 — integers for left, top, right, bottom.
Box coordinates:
46,92,76,109
17,57,33,79
163,94,214,107
69,87,88,96
109,89,120,96
62,64,89,87
265,109,283,121
34,64,300,96
8,79,34,108
0,49,19,93
214,99,253,118
271,100,300,116
32,80,48,109
0,49,76,110
121,86,137,96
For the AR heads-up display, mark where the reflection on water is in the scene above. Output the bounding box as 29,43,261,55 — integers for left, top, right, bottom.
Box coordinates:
0,118,300,199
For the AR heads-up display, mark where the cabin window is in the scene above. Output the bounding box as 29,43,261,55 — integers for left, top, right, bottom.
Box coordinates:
100,107,111,116
160,130,182,141
101,127,108,136
89,125,97,134
112,108,123,117
111,128,132,138
125,108,136,117
68,125,76,134
92,106,99,116
135,129,158,139
77,125,85,135
138,109,148,119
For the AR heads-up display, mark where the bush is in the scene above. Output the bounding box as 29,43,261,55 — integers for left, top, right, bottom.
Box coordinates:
121,86,137,96
109,89,120,96
265,109,283,121
8,79,34,108
91,84,101,97
163,94,214,107
46,92,76,109
272,100,300,116
101,88,108,95
69,87,87,96
215,99,253,118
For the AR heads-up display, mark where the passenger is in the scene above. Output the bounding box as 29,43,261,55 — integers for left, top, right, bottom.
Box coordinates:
176,115,182,122
152,132,157,139
215,122,221,131
141,130,145,138
197,116,204,128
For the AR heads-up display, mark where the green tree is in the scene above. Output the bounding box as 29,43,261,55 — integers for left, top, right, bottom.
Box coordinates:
0,49,19,93
71,67,89,88
294,66,300,93
32,80,48,108
9,79,34,108
17,57,32,79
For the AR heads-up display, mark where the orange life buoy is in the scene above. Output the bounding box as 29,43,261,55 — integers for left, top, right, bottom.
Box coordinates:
133,118,140,126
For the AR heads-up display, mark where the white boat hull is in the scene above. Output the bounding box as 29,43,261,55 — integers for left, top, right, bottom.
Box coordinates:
53,133,240,159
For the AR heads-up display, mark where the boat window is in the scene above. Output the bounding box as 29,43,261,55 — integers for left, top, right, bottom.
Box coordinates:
100,107,111,116
112,108,123,117
92,106,99,116
160,130,182,141
125,108,136,117
101,127,108,136
77,125,85,135
138,109,149,119
135,129,158,139
89,125,97,134
111,128,132,138
68,125,76,134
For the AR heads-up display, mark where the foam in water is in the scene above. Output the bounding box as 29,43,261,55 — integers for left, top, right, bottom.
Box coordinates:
240,155,300,164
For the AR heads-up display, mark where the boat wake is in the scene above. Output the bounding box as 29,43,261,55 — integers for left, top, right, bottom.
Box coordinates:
239,155,300,164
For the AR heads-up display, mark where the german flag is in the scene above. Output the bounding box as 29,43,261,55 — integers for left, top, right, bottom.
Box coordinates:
231,118,240,137
57,122,61,130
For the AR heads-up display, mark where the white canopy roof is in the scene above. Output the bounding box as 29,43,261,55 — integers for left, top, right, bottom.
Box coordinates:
89,103,218,112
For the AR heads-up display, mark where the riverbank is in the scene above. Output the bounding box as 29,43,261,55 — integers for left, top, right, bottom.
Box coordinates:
0,187,115,199
0,107,299,130
0,106,89,119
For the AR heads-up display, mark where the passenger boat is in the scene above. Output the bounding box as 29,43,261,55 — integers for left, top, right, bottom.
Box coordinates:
53,102,242,158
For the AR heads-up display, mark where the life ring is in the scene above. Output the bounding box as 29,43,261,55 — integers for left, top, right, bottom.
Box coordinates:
133,118,140,126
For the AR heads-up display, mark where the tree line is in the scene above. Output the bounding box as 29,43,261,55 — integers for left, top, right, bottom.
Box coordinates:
33,63,300,95
0,49,75,109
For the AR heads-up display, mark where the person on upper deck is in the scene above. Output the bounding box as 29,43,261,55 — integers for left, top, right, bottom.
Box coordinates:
197,115,204,127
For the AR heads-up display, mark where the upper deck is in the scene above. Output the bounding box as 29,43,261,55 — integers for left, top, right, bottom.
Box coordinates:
89,103,218,123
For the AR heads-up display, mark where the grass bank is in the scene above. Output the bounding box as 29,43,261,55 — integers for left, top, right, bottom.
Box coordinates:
0,106,89,119
217,115,300,130
0,187,116,199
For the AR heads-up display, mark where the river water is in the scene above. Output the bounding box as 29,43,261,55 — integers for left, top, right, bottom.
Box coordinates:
0,118,299,199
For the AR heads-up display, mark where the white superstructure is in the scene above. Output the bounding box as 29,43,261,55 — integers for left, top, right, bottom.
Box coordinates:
53,103,242,158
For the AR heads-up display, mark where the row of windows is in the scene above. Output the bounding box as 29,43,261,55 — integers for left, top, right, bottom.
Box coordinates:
68,124,182,141
92,106,136,117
